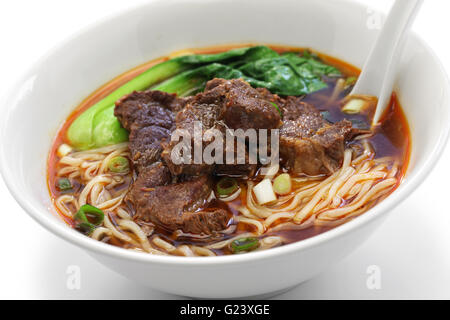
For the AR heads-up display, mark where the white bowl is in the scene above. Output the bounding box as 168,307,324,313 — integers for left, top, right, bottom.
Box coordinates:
1,0,449,298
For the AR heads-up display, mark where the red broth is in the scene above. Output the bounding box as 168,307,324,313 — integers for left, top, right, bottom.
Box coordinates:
47,44,411,254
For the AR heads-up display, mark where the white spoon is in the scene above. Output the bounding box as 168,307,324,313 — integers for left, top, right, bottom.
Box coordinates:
350,0,423,126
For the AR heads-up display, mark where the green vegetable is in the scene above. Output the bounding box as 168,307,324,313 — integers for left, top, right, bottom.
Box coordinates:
67,59,189,150
153,63,245,96
66,47,267,150
56,178,72,191
345,76,357,86
282,52,341,92
67,46,342,150
216,177,239,197
176,46,271,64
273,173,292,195
108,156,129,173
154,54,336,97
153,46,281,96
74,204,104,226
290,50,341,77
253,178,277,205
239,58,309,95
74,204,104,235
231,237,260,253
342,98,367,114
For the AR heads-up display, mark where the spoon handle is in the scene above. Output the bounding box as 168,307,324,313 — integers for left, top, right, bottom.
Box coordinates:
351,0,423,126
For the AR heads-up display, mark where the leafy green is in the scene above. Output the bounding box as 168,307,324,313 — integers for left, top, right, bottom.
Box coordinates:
177,46,266,64
67,59,189,150
153,50,339,97
239,58,309,95
153,63,245,96
283,52,341,78
66,47,272,150
67,46,342,150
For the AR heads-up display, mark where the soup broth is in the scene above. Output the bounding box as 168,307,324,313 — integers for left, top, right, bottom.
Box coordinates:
48,45,410,256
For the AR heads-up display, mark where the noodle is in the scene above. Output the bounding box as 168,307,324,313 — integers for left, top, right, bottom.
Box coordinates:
91,227,112,241
53,138,400,256
244,141,398,229
235,216,265,235
191,246,217,257
54,195,79,218
257,236,284,251
153,236,177,252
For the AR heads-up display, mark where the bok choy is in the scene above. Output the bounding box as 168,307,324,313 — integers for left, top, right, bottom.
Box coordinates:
67,46,341,150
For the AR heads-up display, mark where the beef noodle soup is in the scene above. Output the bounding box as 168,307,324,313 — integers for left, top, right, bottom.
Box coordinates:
48,45,410,256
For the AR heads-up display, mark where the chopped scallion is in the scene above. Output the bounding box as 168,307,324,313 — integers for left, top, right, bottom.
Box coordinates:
231,237,259,253
345,76,357,86
273,173,292,195
342,98,367,114
57,143,73,158
108,156,129,173
74,204,104,226
216,177,239,197
56,178,72,191
253,179,277,205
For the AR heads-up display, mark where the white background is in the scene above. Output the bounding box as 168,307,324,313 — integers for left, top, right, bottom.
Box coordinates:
1,0,450,299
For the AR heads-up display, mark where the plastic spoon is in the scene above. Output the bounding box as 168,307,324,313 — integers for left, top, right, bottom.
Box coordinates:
350,0,423,126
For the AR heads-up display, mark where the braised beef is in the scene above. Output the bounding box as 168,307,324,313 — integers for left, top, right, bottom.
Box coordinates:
114,78,363,236
279,96,359,175
115,91,231,235
162,78,281,176
128,173,229,235
206,78,281,130
114,90,187,131
114,90,190,172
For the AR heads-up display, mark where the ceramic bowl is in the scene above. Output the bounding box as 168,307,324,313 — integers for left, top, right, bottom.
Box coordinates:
1,0,449,298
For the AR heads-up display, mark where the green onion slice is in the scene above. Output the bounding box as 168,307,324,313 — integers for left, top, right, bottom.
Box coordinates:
216,177,239,197
108,156,129,173
273,173,292,195
74,204,104,226
231,237,259,253
345,76,357,86
56,178,72,191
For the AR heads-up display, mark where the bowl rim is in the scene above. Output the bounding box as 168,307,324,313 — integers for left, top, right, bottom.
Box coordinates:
1,0,450,267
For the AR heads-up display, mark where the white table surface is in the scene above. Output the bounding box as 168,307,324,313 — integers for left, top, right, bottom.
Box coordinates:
1,0,450,299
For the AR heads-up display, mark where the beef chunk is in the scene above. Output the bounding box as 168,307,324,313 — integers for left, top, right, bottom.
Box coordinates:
279,96,358,176
114,90,190,171
116,90,229,235
128,126,173,171
128,162,172,193
214,137,258,177
115,90,187,131
206,78,281,130
281,96,325,134
162,78,281,177
129,174,229,235
115,79,363,235
160,83,228,176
